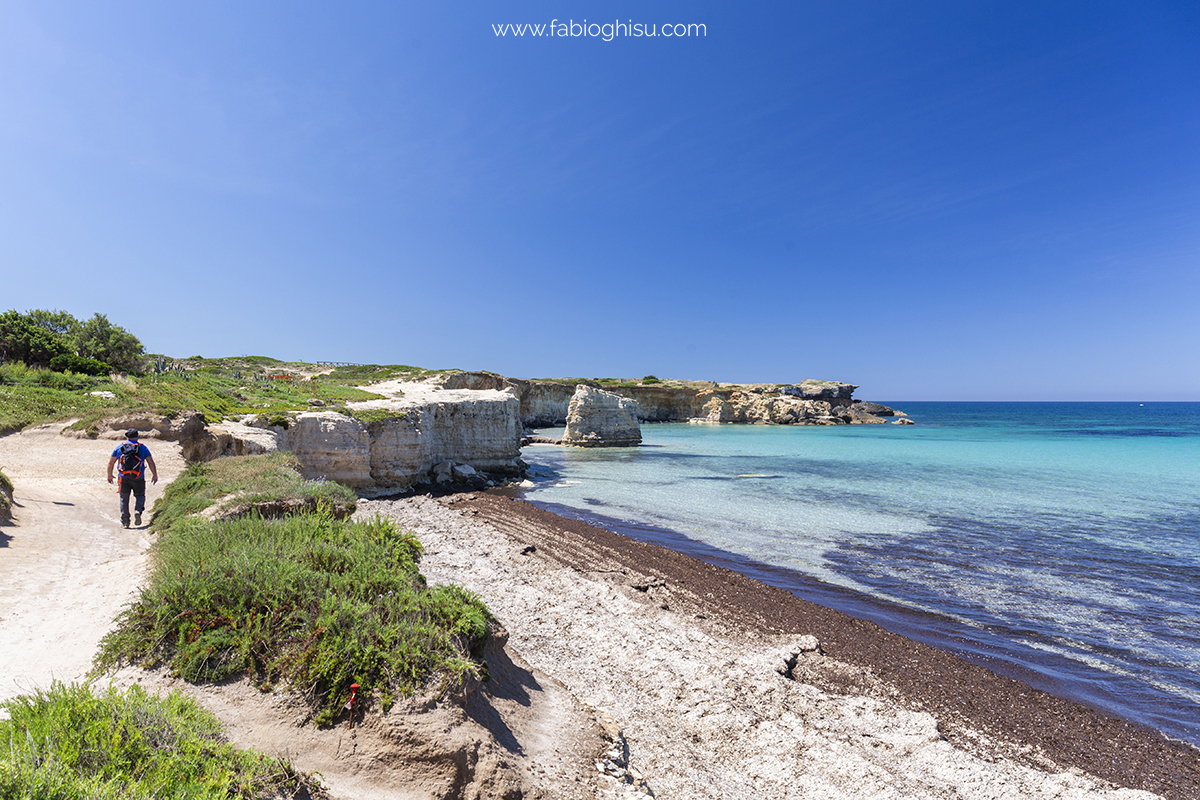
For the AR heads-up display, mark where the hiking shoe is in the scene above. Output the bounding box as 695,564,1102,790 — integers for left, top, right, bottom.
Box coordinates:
122,520,130,529
134,512,142,526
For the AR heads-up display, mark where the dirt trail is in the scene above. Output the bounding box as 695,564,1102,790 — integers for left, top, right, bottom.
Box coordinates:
0,424,605,799
0,424,185,704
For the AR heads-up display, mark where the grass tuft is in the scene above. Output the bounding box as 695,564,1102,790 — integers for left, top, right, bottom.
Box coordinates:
0,468,11,516
97,512,490,726
0,681,325,799
149,452,357,533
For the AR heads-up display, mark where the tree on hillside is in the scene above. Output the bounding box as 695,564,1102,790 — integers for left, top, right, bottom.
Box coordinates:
0,310,69,365
0,309,145,372
27,309,80,338
74,313,144,371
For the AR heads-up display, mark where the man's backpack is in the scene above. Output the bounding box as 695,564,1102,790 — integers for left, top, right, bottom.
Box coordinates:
118,442,144,480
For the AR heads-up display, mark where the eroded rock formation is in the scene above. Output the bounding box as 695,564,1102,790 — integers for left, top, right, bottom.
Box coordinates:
288,412,375,487
562,385,642,447
505,377,901,428
174,382,525,492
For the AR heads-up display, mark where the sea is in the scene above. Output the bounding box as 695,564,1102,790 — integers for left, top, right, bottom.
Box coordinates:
517,403,1200,748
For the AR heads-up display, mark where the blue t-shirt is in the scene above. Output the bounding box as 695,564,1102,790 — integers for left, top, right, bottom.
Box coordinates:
112,442,151,480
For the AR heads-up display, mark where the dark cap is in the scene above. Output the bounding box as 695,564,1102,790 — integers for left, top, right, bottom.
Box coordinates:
125,428,140,439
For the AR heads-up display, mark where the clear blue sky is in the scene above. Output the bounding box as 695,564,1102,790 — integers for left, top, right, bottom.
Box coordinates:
2,1,1197,400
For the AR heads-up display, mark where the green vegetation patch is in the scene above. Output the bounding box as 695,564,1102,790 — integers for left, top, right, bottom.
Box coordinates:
123,371,385,424
97,513,490,726
345,407,410,427
0,681,325,799
149,452,357,534
0,468,12,515
0,384,124,436
321,363,428,384
1,308,143,372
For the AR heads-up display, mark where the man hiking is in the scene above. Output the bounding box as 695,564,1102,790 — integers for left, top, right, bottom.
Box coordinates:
106,428,158,528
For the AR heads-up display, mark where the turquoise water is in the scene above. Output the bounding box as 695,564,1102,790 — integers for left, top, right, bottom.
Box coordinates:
518,403,1200,746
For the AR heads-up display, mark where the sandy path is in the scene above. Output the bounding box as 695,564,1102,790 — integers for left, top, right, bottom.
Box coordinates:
0,425,185,704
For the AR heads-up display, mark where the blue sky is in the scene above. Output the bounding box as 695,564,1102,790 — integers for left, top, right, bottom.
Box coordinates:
2,1,1197,400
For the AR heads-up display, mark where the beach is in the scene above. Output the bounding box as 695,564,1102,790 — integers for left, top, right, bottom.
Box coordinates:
358,492,1200,799
2,424,1198,798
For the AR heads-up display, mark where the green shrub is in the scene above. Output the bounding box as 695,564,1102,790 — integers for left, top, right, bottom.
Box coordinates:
0,681,324,799
149,452,357,533
50,352,112,376
641,375,660,385
98,513,490,726
0,468,11,515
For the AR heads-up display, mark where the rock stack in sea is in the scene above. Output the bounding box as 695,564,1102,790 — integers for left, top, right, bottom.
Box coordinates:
562,385,643,447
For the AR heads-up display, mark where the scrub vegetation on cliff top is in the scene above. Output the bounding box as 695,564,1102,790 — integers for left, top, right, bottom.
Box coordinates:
98,453,491,728
0,351,435,435
0,682,326,800
147,452,357,533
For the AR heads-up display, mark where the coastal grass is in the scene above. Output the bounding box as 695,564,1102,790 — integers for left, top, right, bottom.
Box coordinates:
97,512,490,726
0,356,434,434
148,452,357,533
76,368,386,429
0,681,325,799
0,381,125,436
0,467,11,515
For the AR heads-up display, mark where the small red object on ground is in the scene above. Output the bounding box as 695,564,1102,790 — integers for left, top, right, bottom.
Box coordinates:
346,683,360,729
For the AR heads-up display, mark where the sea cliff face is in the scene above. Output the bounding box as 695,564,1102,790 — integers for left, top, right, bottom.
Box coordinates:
487,373,894,428
179,383,524,491
506,379,576,427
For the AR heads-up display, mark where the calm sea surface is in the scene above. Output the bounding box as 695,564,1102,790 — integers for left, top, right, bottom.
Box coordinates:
518,403,1200,747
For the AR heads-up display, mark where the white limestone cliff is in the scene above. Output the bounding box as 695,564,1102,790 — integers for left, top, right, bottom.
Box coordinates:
175,378,525,492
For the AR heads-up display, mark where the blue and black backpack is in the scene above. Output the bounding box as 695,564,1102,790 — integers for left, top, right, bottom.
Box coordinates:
118,442,144,480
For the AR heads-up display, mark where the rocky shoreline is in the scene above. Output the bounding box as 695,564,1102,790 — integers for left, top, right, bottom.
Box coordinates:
358,491,1200,799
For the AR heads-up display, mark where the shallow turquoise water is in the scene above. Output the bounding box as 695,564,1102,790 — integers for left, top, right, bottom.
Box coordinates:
519,403,1200,746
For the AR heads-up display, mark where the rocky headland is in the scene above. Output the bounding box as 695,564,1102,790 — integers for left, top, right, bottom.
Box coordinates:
78,371,908,494
467,373,912,428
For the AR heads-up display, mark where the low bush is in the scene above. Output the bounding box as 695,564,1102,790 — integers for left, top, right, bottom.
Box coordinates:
148,452,357,533
97,513,490,726
49,353,112,376
0,681,325,799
